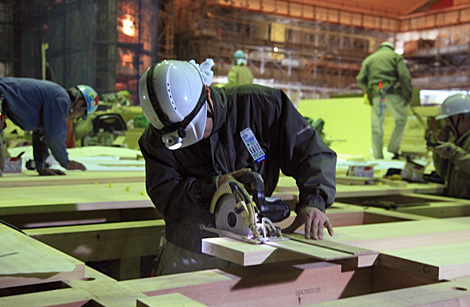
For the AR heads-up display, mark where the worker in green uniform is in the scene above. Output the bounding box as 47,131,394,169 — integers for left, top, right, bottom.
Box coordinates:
226,50,254,87
430,93,470,199
138,59,336,275
356,42,412,160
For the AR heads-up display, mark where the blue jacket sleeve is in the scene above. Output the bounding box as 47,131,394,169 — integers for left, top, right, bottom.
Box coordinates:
41,90,70,168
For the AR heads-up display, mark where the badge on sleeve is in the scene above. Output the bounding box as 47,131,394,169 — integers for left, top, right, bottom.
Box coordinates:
240,127,266,163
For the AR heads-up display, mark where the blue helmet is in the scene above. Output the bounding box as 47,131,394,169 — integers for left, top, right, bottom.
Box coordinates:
76,85,99,115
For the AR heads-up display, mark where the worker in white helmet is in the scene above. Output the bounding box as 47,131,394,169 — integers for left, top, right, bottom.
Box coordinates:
357,41,412,160
0,78,99,176
429,93,470,199
225,50,254,87
139,59,336,275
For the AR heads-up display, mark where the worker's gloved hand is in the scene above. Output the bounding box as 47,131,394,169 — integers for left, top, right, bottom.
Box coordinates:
66,160,86,171
216,168,251,189
434,141,457,159
282,206,334,240
37,167,66,176
434,127,450,142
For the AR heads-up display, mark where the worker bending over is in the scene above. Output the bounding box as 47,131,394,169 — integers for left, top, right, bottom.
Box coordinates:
431,93,470,199
0,77,98,176
357,42,412,160
138,59,336,275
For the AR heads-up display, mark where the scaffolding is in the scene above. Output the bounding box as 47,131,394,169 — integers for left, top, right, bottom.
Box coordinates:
0,1,20,77
171,0,388,100
170,0,470,100
11,0,167,104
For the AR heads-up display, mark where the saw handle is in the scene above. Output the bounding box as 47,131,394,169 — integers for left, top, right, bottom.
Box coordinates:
237,172,290,223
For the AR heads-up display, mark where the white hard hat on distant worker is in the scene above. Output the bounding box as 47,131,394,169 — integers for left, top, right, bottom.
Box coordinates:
233,50,248,66
139,60,208,150
436,93,470,120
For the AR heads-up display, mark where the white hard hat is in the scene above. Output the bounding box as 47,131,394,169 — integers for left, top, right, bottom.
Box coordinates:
139,60,208,150
436,93,470,120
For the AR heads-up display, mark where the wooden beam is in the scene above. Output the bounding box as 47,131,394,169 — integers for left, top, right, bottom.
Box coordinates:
137,293,208,307
25,220,165,262
0,288,95,307
0,224,85,289
315,276,470,306
0,171,144,188
121,262,373,306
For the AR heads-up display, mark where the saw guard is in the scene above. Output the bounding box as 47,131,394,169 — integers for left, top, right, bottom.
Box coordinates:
210,181,252,214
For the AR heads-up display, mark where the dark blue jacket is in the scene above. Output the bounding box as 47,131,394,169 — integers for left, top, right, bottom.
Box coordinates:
0,78,70,168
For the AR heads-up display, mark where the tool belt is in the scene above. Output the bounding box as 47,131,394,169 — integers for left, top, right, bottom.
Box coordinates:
371,82,395,117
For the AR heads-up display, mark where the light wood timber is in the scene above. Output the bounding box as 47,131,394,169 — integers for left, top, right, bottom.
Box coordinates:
201,236,358,267
201,237,277,266
0,224,85,289
0,170,145,188
121,262,373,306
24,220,165,262
4,206,161,229
322,217,470,280
62,266,148,307
0,182,149,211
313,276,470,307
137,293,208,307
0,288,95,307
277,175,445,197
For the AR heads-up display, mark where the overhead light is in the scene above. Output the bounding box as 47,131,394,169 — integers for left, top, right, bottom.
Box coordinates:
273,46,279,52
122,16,135,36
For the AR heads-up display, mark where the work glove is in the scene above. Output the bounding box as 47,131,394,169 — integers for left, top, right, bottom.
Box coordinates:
434,142,458,159
282,206,334,240
216,168,251,189
189,58,214,86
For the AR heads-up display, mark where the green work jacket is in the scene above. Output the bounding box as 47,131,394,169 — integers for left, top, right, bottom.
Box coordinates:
356,46,412,102
434,130,470,199
226,65,253,87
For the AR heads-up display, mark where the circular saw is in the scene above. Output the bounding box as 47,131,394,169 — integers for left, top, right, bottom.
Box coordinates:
207,172,290,244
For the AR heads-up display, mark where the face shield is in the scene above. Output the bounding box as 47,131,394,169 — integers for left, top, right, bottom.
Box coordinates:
160,94,208,150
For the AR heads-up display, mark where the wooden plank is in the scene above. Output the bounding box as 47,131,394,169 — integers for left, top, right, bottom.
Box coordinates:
276,176,445,197
0,288,95,307
324,217,470,280
0,225,85,289
25,220,165,262
0,182,151,215
287,233,372,256
63,266,147,307
121,262,373,306
0,171,144,188
314,276,470,307
137,293,208,307
201,237,277,266
264,239,354,260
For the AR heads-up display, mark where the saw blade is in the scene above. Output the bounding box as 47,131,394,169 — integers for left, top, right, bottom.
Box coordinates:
215,194,251,237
